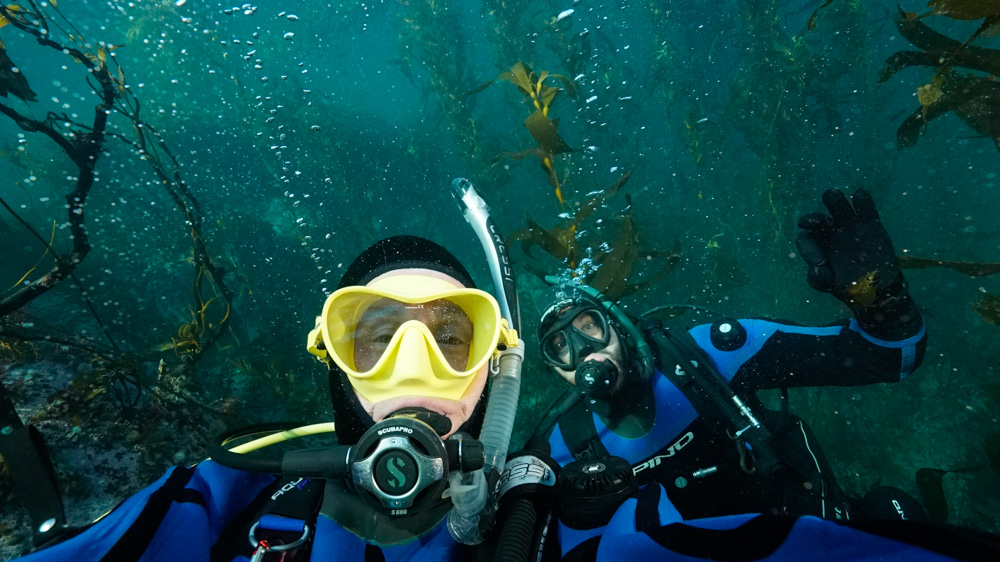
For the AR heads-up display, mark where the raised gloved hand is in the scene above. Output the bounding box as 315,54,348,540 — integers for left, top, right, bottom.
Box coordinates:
796,189,922,340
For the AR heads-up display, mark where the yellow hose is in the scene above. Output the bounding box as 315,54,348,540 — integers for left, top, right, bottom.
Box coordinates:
228,422,337,454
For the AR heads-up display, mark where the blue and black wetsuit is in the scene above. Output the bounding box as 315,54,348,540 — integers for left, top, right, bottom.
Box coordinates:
549,316,927,521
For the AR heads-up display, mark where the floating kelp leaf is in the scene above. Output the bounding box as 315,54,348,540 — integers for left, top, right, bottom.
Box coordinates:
488,61,577,112
846,270,879,308
575,169,631,226
589,212,682,300
897,73,1000,150
880,7,1000,82
917,74,944,108
0,38,37,102
807,0,835,30
525,109,575,157
0,4,23,29
511,213,576,263
898,255,1000,276
928,0,1000,20
973,291,1000,326
522,108,577,202
511,171,632,267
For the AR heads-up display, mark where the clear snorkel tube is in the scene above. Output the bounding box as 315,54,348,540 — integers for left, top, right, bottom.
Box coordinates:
446,178,523,545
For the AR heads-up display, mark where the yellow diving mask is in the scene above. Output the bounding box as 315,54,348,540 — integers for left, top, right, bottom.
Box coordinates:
307,274,515,402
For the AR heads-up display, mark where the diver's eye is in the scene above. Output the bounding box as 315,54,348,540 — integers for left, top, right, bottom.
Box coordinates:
435,332,468,347
372,332,396,345
573,312,604,340
547,335,570,363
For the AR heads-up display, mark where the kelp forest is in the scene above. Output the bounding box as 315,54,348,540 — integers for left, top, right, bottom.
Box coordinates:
1,0,999,554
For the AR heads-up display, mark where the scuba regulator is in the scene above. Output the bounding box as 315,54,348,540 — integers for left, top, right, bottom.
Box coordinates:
209,408,485,517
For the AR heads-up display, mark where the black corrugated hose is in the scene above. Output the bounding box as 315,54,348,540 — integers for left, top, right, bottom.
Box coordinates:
494,435,555,562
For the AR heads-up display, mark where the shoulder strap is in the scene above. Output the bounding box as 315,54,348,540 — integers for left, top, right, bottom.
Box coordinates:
642,324,784,476
100,466,197,561
558,399,610,461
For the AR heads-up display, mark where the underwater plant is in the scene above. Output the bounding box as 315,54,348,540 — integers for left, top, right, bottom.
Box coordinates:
0,2,232,409
510,171,682,300
879,3,1000,151
469,61,578,207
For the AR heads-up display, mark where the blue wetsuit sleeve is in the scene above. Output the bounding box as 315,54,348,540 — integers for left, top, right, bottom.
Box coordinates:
688,317,927,392
584,483,990,561
15,461,274,561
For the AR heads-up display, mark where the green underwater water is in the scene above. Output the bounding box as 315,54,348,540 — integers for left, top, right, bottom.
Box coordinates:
2,0,1000,555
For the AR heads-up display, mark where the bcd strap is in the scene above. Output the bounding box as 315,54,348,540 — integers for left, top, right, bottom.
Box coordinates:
0,379,68,547
641,324,785,477
101,465,197,561
558,398,610,461
211,475,325,562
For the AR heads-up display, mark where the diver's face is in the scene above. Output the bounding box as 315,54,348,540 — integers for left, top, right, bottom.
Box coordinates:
552,326,625,386
351,268,489,438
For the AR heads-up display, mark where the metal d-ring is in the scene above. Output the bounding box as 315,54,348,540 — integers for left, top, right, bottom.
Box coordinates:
248,519,311,552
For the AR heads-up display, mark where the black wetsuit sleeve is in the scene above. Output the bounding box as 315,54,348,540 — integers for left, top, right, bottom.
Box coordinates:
695,317,928,393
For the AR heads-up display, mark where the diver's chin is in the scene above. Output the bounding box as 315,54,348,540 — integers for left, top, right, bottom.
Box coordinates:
369,396,464,438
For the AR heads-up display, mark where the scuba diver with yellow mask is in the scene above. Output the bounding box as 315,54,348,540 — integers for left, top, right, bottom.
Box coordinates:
12,179,561,561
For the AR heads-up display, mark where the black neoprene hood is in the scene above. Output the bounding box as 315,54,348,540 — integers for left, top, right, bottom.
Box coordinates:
337,235,476,289
326,235,488,445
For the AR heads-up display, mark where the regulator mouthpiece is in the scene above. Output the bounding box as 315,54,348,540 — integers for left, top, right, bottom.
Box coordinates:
575,359,621,399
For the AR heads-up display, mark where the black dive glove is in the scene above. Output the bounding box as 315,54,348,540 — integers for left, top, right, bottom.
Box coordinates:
796,189,922,340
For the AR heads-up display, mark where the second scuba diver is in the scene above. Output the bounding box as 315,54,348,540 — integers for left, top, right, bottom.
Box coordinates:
534,189,929,526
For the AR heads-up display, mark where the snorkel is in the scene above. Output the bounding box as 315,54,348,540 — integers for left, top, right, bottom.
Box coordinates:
446,177,524,545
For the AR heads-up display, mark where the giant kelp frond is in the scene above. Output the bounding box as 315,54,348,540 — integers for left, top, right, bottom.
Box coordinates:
470,61,578,207
974,292,1000,327
510,170,633,269
927,0,1000,21
588,211,682,300
880,5,1000,151
0,37,37,102
495,61,578,116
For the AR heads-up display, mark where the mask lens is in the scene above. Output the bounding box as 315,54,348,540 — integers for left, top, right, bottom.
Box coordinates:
571,310,606,342
542,332,572,368
541,308,611,371
353,297,474,372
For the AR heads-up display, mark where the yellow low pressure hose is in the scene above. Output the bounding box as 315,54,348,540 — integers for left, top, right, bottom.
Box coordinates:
227,422,337,454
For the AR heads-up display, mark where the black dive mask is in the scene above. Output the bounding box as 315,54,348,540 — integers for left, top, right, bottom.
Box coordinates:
540,306,612,371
